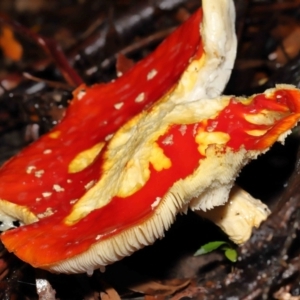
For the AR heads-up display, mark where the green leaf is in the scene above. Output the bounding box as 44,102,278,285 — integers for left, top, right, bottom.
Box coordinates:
194,241,228,256
194,241,238,263
224,248,238,262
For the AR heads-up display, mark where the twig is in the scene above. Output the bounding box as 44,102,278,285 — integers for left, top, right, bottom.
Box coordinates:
22,72,73,91
0,15,83,87
100,27,175,70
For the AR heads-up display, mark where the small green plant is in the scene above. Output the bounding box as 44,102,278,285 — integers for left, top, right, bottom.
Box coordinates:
194,241,238,262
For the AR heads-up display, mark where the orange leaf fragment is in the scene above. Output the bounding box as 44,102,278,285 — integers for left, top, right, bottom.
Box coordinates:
0,25,23,61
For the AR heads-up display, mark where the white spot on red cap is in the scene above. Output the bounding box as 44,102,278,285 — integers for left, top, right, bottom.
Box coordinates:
193,124,199,136
53,184,65,192
42,192,52,198
151,197,162,210
114,102,124,110
179,125,187,136
67,179,72,183
34,170,45,178
135,92,145,103
207,121,218,132
162,135,174,145
37,207,55,219
26,166,36,174
77,89,86,100
43,149,52,154
147,69,157,80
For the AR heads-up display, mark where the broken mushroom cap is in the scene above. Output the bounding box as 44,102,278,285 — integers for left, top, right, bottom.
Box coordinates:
0,0,239,273
2,83,300,274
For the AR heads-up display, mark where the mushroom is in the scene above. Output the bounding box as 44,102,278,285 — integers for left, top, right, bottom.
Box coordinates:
1,0,297,275
2,82,300,274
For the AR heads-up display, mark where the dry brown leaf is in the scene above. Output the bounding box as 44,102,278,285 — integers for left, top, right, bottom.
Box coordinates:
129,278,191,296
168,279,205,300
100,281,121,300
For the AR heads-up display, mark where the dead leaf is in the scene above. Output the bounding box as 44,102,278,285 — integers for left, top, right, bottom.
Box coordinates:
129,278,191,296
100,281,121,300
168,279,205,300
0,25,23,61
104,263,190,297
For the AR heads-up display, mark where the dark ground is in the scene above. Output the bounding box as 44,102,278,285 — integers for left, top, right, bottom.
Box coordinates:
0,0,300,299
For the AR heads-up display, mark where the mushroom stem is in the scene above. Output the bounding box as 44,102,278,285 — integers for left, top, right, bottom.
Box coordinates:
194,186,271,244
36,278,57,300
